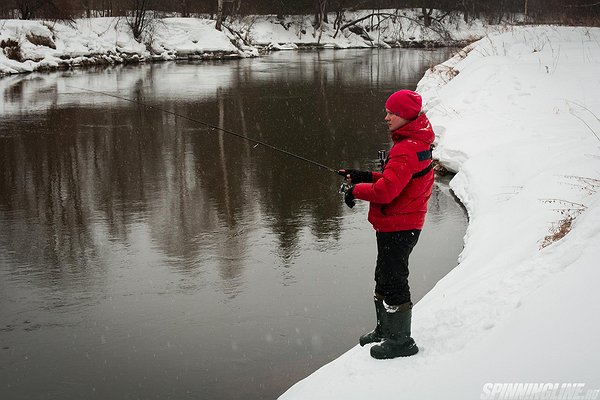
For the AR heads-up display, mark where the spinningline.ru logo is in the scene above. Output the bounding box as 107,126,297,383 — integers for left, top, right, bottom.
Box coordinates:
480,383,600,400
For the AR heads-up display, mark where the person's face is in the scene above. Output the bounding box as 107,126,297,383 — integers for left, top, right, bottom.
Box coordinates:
385,109,409,132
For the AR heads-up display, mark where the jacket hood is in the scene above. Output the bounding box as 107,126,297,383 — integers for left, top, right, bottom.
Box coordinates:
391,113,435,144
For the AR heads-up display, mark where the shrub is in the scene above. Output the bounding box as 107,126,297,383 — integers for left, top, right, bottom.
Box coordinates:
1,39,23,61
26,33,56,49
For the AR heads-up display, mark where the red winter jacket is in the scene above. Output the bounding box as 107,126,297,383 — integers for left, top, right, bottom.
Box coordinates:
352,113,435,232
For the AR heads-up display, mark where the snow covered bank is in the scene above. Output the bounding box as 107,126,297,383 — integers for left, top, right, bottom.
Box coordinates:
0,17,254,75
280,26,600,399
1,9,493,76
231,8,489,49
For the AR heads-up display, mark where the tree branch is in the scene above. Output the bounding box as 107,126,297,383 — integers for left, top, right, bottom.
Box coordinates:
339,12,397,31
564,1,600,7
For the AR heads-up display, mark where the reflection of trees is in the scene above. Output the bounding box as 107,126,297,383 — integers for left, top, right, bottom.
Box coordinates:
0,48,455,293
0,108,101,292
142,88,255,293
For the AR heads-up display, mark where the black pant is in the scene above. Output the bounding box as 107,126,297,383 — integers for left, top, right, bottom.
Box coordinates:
375,230,420,306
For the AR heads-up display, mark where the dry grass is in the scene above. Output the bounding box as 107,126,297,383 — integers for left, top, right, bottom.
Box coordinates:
539,198,587,249
562,175,600,196
1,39,22,61
0,39,17,47
540,215,575,249
26,33,56,49
432,159,451,176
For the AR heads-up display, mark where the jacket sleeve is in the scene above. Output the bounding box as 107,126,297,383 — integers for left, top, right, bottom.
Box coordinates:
371,171,383,182
353,153,414,204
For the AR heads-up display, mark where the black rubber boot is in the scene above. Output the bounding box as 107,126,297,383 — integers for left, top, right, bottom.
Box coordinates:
359,296,387,346
370,303,418,359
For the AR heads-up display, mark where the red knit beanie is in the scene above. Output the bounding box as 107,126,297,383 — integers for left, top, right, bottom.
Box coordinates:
385,90,422,121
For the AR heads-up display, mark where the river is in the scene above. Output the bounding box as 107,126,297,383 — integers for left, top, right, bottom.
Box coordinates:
0,48,466,399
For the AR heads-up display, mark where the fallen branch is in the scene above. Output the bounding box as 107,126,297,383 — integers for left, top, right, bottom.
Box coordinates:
222,23,252,47
336,10,453,42
338,12,397,33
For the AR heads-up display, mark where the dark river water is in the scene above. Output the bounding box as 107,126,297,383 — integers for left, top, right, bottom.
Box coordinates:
0,48,466,400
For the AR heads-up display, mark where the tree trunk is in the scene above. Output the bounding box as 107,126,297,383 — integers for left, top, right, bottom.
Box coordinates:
421,7,431,27
127,0,151,40
102,0,113,17
181,0,189,17
215,0,224,31
17,0,36,20
332,1,344,38
84,0,91,18
314,0,327,27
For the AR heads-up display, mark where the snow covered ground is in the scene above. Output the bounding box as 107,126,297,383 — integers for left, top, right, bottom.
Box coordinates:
280,26,600,399
0,17,251,75
230,8,489,48
0,9,492,75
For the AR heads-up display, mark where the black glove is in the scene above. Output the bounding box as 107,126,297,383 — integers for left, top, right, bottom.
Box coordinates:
344,186,356,209
337,169,373,183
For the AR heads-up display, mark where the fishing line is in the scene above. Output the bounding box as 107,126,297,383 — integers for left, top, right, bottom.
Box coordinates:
66,85,338,173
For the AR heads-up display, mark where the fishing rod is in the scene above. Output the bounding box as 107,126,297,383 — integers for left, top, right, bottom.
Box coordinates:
66,85,338,174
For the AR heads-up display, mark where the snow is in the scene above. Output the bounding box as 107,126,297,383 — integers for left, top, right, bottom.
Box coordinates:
232,9,491,48
1,10,498,75
0,17,246,75
151,18,240,56
280,26,600,399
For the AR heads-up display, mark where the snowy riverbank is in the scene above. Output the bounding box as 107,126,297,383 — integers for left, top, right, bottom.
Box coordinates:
0,9,492,76
281,26,600,399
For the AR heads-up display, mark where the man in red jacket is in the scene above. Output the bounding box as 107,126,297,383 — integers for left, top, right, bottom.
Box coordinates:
339,90,435,359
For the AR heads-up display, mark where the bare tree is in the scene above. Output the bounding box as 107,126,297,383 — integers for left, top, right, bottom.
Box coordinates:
313,0,328,43
232,0,242,15
14,0,42,19
126,0,153,40
421,7,433,27
332,0,346,37
3,0,599,26
94,0,115,17
215,0,224,30
179,0,190,17
13,0,78,20
314,0,328,27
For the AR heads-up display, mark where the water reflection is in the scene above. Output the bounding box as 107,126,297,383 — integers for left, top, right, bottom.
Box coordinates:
0,48,463,400
2,49,444,277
